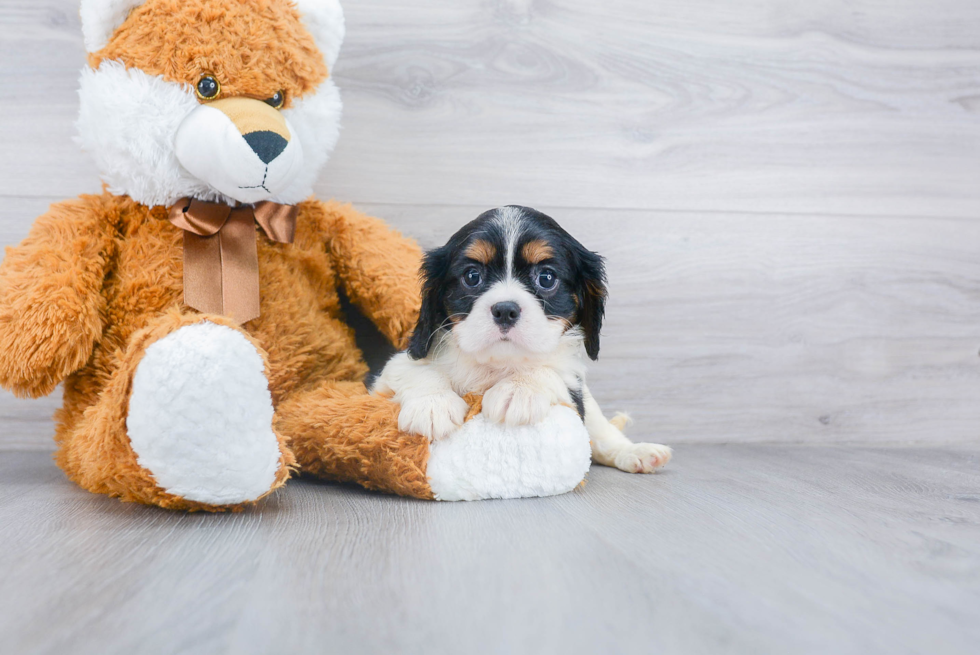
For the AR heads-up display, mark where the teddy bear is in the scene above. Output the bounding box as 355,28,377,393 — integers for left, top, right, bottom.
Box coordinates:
0,0,594,510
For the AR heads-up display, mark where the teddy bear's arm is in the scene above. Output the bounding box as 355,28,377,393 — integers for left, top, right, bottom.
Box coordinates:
0,196,115,398
319,202,423,349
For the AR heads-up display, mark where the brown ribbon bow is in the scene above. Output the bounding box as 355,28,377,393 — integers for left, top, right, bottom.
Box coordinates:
168,197,298,324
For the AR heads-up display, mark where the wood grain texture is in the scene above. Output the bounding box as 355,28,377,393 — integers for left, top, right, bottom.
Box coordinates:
3,1,980,216
1,444,978,655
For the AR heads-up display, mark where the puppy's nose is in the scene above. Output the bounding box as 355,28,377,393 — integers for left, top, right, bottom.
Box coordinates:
491,301,521,329
244,130,288,164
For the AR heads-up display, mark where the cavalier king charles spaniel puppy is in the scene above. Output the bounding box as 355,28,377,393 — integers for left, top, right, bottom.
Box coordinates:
373,206,671,474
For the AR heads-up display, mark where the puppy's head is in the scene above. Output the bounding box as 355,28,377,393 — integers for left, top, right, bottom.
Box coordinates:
408,206,607,362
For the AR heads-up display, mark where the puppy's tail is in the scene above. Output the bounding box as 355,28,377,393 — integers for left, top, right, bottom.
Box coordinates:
610,412,633,433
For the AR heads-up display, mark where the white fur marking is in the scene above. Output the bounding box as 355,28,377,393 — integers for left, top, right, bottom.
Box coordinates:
582,384,672,473
492,205,524,279
127,322,281,505
453,279,565,358
481,367,572,426
427,405,591,501
398,391,469,441
373,352,469,441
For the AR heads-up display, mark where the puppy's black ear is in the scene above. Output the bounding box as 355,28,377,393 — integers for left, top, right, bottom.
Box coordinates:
407,246,450,359
574,245,607,361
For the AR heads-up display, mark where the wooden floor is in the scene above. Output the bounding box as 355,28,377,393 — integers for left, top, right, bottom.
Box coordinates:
2,1,980,652
2,444,979,655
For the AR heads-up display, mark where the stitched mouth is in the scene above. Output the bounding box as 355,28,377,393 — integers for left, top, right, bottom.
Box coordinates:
238,165,271,193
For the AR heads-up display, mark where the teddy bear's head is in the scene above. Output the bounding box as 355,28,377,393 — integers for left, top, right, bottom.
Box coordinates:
77,0,345,207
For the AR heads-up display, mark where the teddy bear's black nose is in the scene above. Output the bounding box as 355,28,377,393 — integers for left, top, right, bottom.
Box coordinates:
243,131,288,164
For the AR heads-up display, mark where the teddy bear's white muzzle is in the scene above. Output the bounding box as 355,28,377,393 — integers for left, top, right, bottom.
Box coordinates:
174,98,305,204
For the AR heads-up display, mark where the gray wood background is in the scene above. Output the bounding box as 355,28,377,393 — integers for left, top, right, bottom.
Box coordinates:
1,0,979,448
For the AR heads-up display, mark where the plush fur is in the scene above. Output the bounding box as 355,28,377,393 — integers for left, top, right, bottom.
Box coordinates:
77,0,343,207
276,382,434,499
0,191,429,509
293,0,345,70
0,0,443,512
89,0,328,97
80,0,146,52
427,405,591,501
81,0,344,66
127,321,282,505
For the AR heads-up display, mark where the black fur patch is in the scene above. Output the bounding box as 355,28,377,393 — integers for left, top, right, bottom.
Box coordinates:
568,385,585,420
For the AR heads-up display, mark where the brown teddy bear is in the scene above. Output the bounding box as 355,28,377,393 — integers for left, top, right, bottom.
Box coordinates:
0,0,604,510
0,0,441,510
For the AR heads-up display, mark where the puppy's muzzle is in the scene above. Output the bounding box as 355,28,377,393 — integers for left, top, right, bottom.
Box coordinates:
491,301,521,330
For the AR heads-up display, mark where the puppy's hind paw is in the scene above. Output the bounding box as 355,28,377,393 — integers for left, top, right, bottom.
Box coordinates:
614,442,672,474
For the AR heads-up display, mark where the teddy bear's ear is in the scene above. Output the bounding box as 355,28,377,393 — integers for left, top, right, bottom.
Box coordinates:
79,0,148,53
293,0,346,70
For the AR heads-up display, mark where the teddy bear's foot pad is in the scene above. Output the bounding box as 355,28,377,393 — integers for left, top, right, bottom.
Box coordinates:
127,322,281,505
426,405,592,501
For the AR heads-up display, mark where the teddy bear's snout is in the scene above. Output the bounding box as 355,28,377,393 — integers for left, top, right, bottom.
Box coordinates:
174,96,304,204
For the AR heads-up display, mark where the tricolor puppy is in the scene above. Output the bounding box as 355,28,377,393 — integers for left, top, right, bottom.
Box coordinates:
374,206,671,474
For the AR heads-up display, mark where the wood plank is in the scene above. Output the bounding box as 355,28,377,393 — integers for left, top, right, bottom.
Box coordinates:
2,1,980,217
3,198,979,447
1,444,978,654
0,390,60,451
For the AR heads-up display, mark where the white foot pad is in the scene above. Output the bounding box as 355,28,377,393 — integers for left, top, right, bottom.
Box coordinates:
427,405,591,501
127,322,281,505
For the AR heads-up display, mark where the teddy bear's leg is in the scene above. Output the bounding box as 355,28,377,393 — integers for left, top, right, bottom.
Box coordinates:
274,382,434,499
58,312,292,511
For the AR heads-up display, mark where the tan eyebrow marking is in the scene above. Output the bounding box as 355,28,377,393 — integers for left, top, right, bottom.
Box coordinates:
464,239,496,264
521,240,554,264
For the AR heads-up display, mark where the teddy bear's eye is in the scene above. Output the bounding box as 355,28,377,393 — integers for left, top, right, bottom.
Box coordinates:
265,91,285,109
196,75,221,100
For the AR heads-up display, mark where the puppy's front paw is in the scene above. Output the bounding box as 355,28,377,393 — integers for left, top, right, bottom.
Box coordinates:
614,443,672,473
398,391,469,441
482,380,551,427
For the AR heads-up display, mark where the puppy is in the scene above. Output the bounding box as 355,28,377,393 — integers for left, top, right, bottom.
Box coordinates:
373,206,671,474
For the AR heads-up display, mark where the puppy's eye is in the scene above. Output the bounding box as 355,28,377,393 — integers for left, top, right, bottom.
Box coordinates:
265,90,285,109
536,268,558,290
462,267,482,288
196,75,221,100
